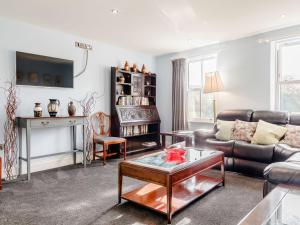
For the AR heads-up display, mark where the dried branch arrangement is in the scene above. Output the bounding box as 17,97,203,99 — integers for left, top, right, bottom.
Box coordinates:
1,81,18,180
71,92,100,163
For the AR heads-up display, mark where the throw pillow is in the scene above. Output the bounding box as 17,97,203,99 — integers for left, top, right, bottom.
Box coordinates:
215,120,235,141
251,120,287,145
281,124,300,148
231,120,257,142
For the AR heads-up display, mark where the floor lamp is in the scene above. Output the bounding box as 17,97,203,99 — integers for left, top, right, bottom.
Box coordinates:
203,71,224,123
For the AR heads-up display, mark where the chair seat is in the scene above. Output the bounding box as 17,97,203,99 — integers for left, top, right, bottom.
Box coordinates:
94,135,126,144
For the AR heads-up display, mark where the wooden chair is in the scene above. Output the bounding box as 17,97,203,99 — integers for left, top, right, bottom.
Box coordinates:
91,112,126,165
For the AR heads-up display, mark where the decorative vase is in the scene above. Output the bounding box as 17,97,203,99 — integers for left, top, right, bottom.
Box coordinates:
47,99,60,117
68,101,76,116
124,61,129,71
34,103,42,117
141,64,146,74
132,64,138,73
119,75,125,84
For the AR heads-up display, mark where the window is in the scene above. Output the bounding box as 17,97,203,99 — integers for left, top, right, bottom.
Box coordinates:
187,56,217,122
275,39,300,112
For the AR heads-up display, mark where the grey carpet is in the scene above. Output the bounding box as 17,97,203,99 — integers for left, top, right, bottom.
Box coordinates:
0,157,264,225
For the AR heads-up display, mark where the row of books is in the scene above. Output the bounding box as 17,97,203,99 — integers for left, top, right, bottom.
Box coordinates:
121,125,149,136
118,96,149,106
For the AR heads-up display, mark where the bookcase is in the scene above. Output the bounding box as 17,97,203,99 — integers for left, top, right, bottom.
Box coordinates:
111,67,161,153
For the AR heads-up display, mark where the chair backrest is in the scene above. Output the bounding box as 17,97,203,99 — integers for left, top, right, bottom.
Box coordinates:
90,112,111,136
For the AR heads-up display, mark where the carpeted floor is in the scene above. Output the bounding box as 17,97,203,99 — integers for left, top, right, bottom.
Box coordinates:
0,156,264,225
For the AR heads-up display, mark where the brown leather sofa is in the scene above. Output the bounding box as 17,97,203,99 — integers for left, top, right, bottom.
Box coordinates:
194,110,300,194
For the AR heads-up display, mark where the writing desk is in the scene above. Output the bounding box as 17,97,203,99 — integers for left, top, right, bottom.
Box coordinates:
17,116,88,180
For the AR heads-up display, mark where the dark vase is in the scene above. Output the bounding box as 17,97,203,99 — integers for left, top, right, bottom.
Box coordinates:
68,101,76,116
47,99,60,117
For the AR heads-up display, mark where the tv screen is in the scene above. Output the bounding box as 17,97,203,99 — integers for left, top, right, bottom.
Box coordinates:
16,52,74,88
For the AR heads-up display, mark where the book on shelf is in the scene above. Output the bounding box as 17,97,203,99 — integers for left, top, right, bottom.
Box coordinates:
118,96,149,106
122,125,148,136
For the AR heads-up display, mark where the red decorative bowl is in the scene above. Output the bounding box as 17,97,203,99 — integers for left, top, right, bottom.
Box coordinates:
165,148,186,163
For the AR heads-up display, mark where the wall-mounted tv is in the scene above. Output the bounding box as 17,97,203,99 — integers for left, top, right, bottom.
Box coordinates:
16,51,74,88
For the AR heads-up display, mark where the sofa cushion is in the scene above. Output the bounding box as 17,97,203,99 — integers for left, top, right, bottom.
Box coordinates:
216,109,253,121
273,144,300,162
252,110,288,125
215,120,235,141
233,141,274,163
251,120,287,145
206,138,234,157
231,120,257,142
264,161,300,186
281,124,300,148
234,158,268,177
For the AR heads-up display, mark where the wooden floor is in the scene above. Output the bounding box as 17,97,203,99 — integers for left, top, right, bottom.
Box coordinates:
121,174,222,215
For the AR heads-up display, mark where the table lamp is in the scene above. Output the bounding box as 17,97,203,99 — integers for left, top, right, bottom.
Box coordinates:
203,71,224,123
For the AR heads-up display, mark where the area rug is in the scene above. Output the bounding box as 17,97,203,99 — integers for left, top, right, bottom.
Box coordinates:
0,158,263,225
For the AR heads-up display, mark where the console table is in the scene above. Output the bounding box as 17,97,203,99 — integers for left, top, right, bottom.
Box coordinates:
17,116,88,180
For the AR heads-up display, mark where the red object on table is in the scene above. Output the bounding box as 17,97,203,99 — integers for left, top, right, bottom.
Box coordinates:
165,148,186,163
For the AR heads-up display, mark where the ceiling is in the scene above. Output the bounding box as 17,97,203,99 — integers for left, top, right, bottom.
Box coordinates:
1,0,300,55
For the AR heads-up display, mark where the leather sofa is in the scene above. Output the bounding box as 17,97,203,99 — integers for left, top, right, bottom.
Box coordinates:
194,110,300,193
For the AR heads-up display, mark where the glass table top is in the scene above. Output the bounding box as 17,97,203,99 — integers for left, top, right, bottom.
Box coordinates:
264,188,300,225
133,148,217,170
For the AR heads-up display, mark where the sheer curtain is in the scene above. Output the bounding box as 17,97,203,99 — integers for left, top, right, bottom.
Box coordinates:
172,58,187,131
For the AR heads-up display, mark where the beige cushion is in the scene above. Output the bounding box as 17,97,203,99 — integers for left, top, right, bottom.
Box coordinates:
281,124,300,148
251,120,287,145
231,120,257,142
215,120,235,141
94,135,126,143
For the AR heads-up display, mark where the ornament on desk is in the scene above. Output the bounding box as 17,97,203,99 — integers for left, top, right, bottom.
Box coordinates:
48,99,60,117
124,61,129,71
68,101,76,116
141,64,146,74
34,103,42,117
132,64,138,73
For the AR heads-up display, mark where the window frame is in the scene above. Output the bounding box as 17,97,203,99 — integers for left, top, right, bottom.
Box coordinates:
187,55,217,123
274,38,300,110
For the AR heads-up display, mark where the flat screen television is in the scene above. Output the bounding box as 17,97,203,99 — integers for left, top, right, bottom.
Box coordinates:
16,51,74,88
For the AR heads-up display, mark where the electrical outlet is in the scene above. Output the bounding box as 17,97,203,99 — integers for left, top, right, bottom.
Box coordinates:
75,42,93,50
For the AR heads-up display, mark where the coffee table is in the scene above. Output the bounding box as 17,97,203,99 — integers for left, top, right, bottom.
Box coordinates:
238,185,300,225
118,147,225,223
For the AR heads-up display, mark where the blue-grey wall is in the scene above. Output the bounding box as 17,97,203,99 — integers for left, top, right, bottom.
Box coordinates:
156,24,300,132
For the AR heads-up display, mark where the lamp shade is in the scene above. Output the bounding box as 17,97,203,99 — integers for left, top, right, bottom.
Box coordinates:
203,71,224,93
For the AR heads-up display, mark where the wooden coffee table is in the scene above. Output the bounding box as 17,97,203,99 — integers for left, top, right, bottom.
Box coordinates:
118,147,225,223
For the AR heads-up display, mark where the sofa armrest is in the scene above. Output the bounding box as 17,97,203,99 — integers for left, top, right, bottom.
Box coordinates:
264,161,300,186
194,129,216,148
273,144,300,162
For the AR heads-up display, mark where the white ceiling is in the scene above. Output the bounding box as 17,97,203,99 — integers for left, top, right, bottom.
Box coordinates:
1,0,300,55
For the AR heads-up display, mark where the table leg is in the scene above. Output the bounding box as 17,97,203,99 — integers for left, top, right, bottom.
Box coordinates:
18,127,22,176
162,134,166,148
103,144,107,165
118,164,122,204
70,126,76,165
26,125,31,181
186,137,193,147
167,176,172,224
82,124,86,167
123,141,127,160
221,156,225,186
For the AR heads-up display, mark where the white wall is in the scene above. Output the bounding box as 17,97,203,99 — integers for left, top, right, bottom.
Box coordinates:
156,24,300,132
0,18,155,177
